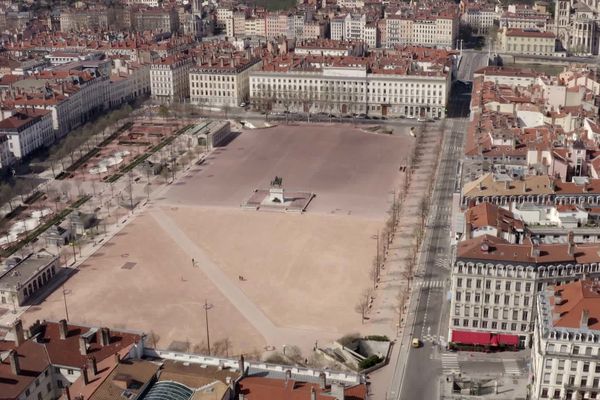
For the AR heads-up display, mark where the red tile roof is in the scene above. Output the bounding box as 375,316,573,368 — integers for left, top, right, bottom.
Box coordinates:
457,234,600,264
0,341,50,400
551,280,600,330
238,377,367,400
465,202,524,233
0,321,142,400
38,322,141,368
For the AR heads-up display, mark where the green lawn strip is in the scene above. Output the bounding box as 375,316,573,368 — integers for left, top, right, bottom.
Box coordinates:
24,191,44,205
104,124,193,183
2,195,91,258
65,147,101,173
56,122,134,181
98,122,133,148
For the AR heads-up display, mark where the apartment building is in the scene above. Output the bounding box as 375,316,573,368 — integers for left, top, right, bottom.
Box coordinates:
131,6,180,33
0,108,53,159
265,12,291,38
301,20,327,40
460,3,499,36
295,39,366,56
499,12,549,31
245,17,266,36
531,279,600,400
499,28,557,56
249,50,452,118
126,0,159,7
0,135,13,167
216,7,234,31
0,319,144,400
190,54,261,107
233,10,247,36
150,56,193,102
9,92,77,138
385,11,458,48
449,234,600,347
59,8,116,32
330,14,378,48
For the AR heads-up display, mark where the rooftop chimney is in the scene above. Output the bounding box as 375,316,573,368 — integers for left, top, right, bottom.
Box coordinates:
8,350,20,375
311,387,317,400
464,222,472,240
568,231,575,255
284,369,292,386
63,386,71,400
319,372,327,390
114,352,121,364
79,337,88,356
100,327,110,346
87,356,98,376
239,354,245,375
330,382,345,400
82,366,89,386
531,243,540,258
59,319,68,340
581,309,590,330
13,319,25,347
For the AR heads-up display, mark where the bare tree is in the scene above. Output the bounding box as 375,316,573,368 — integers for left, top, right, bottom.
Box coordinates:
369,257,379,289
149,330,161,348
126,172,135,210
145,183,151,201
60,181,72,201
223,104,231,120
355,288,374,324
47,187,60,211
419,197,429,228
212,338,232,357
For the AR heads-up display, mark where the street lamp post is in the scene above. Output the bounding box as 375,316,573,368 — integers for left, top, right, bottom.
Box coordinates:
203,300,213,355
63,285,70,321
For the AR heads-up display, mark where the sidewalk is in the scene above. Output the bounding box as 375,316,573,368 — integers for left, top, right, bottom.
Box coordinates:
366,127,443,400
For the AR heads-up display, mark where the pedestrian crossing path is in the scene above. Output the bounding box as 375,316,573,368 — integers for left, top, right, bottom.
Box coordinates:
503,359,522,375
431,205,451,213
441,353,460,375
434,256,449,269
416,280,445,288
421,334,445,343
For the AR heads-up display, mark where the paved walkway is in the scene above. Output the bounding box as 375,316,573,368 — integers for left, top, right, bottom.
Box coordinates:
366,124,443,400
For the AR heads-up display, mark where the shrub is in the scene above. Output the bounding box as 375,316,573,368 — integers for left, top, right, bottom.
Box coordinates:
358,355,382,370
364,335,390,342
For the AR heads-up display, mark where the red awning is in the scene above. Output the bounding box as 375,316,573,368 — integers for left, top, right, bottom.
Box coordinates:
497,334,520,346
451,330,492,345
451,330,520,346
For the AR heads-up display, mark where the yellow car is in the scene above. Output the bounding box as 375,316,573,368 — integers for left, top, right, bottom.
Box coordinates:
411,338,422,348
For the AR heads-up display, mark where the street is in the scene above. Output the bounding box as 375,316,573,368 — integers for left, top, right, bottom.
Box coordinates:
385,49,488,400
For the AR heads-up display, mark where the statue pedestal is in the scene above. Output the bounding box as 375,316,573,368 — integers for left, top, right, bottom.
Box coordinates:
269,186,284,203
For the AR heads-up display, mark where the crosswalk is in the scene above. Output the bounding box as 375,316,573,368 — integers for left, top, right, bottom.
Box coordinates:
503,359,522,375
434,256,449,269
421,334,445,343
441,353,460,375
431,205,451,213
416,280,445,288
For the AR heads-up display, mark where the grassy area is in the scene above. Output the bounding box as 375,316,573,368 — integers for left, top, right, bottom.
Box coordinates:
104,124,193,183
506,62,565,76
2,195,91,258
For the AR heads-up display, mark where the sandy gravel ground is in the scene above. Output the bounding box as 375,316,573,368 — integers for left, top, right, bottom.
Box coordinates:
22,125,412,355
